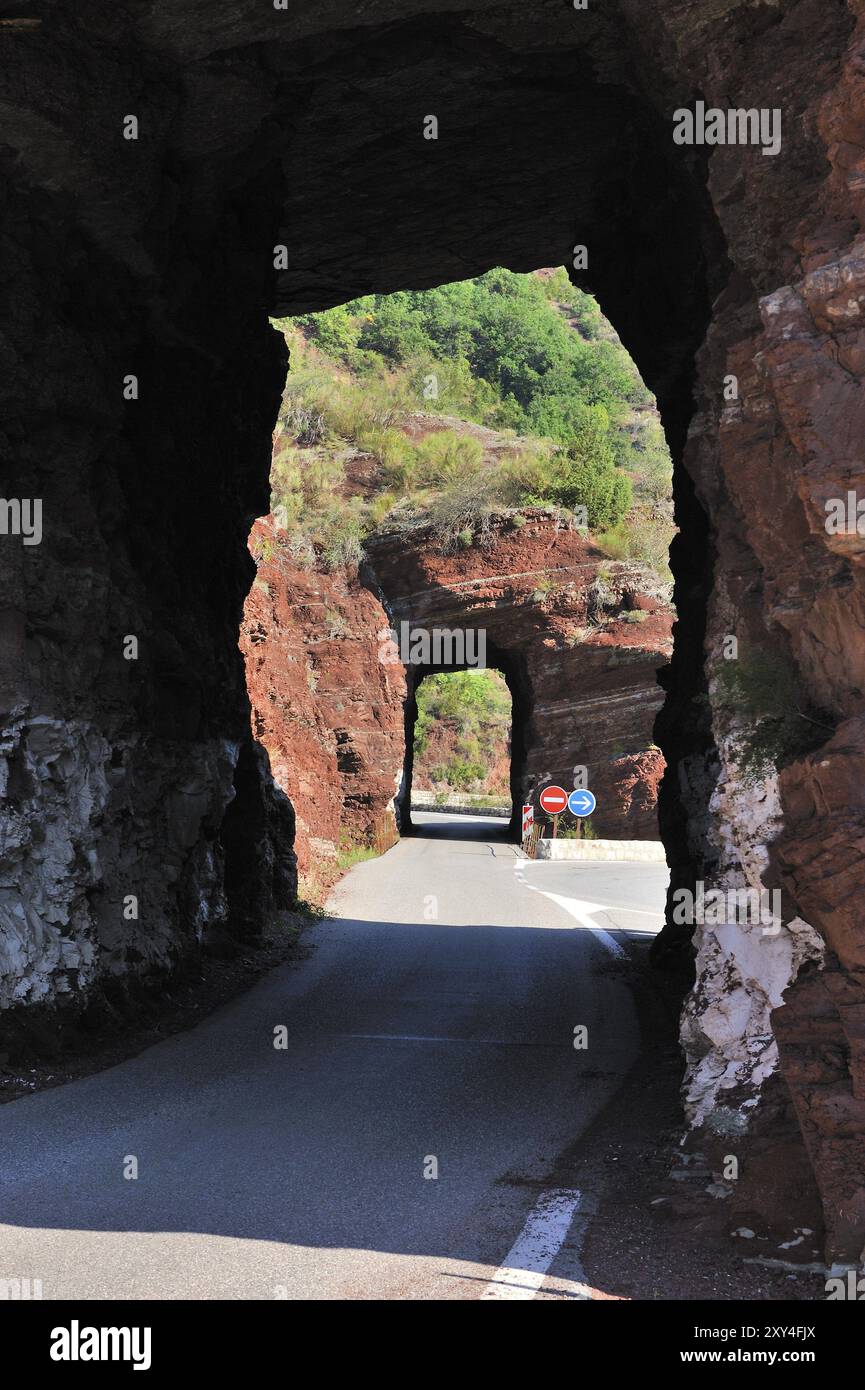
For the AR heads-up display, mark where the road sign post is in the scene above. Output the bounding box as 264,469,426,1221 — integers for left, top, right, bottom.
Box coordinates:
539,785,568,838
567,788,596,839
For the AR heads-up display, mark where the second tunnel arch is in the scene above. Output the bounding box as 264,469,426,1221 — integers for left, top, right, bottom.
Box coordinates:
364,517,673,848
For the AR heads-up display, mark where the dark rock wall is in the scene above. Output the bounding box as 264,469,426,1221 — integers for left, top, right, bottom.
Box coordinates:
0,7,295,1009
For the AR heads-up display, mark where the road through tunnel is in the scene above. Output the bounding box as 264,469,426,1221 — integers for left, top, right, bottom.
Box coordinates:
2,0,864,1259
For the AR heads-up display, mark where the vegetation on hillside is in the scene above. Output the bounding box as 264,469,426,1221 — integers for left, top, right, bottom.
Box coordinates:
266,267,674,576
413,670,511,796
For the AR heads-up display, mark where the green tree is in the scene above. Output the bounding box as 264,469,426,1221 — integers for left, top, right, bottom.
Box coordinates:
538,414,633,527
296,303,360,359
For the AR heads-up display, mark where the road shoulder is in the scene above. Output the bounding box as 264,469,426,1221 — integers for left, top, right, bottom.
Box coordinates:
537,938,829,1302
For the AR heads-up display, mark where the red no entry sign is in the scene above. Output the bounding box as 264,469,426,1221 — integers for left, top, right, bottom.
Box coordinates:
539,785,568,815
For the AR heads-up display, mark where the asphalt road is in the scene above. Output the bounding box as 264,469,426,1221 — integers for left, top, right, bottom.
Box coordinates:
0,814,667,1300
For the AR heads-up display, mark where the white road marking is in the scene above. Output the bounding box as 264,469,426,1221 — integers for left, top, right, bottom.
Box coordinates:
535,893,627,957
482,1188,595,1300
521,880,662,916
516,872,628,957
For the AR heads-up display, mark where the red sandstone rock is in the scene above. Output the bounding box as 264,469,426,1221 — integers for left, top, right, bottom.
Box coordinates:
242,510,673,859
241,516,405,874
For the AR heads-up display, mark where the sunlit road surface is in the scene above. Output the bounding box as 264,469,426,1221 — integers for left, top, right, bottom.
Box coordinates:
0,814,667,1300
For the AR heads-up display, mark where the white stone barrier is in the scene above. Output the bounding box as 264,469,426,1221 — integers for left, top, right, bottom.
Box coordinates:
532,838,666,862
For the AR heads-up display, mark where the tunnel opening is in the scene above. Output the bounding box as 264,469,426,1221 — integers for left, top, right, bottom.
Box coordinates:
397,645,532,840
249,262,680,869
407,667,512,828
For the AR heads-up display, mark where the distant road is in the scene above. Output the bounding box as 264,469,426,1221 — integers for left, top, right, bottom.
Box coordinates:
0,814,667,1300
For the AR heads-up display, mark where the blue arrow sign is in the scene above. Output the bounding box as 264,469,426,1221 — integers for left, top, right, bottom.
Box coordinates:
568,789,596,817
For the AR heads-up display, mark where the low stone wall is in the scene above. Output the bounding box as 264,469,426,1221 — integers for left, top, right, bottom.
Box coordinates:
411,802,510,818
411,791,509,808
532,838,666,862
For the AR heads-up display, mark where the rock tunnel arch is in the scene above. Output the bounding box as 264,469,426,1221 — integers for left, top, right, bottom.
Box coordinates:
396,641,532,839
3,0,864,1259
363,518,672,848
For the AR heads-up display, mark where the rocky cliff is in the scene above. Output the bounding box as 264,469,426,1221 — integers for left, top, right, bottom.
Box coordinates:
241,515,405,875
369,514,671,837
241,510,672,866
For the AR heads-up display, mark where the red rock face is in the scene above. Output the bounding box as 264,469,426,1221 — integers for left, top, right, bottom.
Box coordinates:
369,514,673,838
242,510,673,864
241,517,406,874
663,0,865,1260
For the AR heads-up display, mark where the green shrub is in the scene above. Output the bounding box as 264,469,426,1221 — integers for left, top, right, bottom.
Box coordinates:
539,420,632,528
558,815,597,840
594,522,630,560
356,426,417,489
447,758,487,789
367,490,399,526
268,266,673,569
335,826,378,871
295,303,361,359
596,507,674,581
322,524,364,573
497,441,556,505
302,456,345,510
276,265,659,462
345,347,388,378
415,431,484,486
281,376,340,444
405,354,498,420
426,471,503,550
